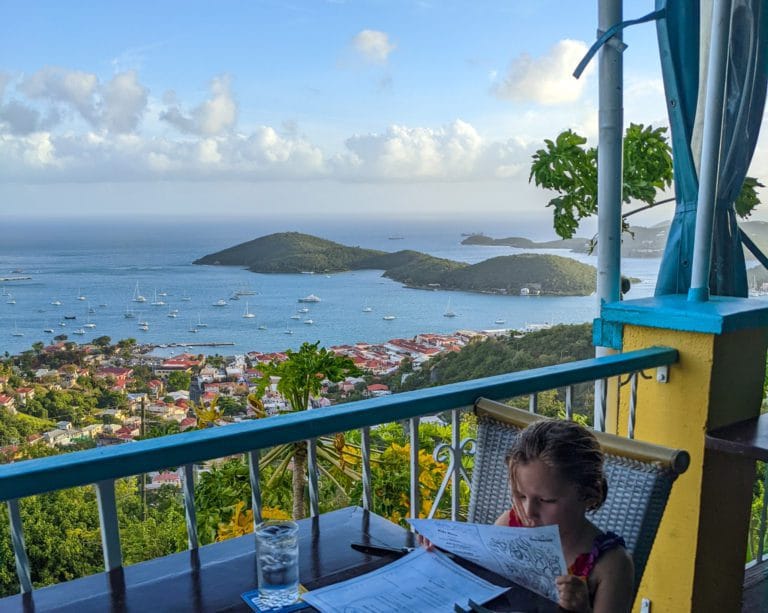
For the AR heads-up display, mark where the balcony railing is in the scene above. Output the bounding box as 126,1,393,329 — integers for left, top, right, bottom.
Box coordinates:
0,346,678,595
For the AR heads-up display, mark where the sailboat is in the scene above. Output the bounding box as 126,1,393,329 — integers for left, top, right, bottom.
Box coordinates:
243,302,256,318
124,306,136,319
73,327,86,335
180,292,192,302
132,282,146,303
83,311,96,328
151,290,166,306
196,314,208,328
77,289,86,301
11,322,23,337
443,298,456,318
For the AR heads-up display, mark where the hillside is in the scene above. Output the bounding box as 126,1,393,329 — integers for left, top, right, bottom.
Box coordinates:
193,232,386,273
462,234,592,250
438,254,595,295
463,221,768,260
195,232,597,296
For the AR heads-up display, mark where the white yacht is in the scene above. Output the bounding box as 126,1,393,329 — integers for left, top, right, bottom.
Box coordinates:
243,302,256,318
298,294,321,303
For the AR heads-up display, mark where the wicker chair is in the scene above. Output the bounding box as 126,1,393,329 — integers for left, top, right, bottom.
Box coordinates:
468,397,690,592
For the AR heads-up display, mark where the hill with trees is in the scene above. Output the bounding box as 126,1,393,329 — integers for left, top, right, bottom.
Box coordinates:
195,232,596,296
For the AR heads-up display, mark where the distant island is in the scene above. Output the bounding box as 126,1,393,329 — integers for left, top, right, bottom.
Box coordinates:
463,221,768,260
194,232,597,296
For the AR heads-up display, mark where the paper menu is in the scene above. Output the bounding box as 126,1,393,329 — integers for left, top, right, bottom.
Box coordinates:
408,519,566,603
301,548,507,613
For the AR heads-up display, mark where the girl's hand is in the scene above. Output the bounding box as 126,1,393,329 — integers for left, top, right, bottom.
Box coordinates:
416,533,435,551
555,575,591,612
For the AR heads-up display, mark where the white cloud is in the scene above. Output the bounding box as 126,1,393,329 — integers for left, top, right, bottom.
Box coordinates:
352,30,395,64
0,100,41,135
20,67,99,124
102,71,148,133
341,120,529,180
493,39,593,105
15,67,148,133
160,75,237,136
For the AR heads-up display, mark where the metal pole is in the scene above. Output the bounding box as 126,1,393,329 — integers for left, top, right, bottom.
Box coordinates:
688,0,732,302
594,0,624,430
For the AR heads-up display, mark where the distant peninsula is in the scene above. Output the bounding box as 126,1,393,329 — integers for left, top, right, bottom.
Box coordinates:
194,232,597,296
462,234,592,251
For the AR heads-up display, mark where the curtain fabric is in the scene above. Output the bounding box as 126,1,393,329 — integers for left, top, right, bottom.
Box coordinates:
655,0,768,297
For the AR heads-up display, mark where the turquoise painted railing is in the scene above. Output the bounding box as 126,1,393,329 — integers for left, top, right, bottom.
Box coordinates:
0,346,678,594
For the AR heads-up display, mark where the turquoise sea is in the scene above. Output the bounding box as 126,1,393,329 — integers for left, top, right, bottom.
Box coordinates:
0,218,661,358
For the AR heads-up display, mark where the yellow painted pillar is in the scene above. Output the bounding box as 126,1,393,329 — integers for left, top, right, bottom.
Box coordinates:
598,295,768,612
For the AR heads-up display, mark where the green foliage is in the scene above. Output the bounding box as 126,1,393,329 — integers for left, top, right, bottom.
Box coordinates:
0,479,186,596
256,341,361,412
194,232,387,273
440,254,595,296
736,176,766,219
530,124,673,239
167,371,191,392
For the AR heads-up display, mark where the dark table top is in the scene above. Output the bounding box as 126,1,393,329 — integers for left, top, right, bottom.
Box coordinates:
706,412,768,462
0,506,556,612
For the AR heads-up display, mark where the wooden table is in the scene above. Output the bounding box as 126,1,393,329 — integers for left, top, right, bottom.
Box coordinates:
0,506,556,612
705,413,768,461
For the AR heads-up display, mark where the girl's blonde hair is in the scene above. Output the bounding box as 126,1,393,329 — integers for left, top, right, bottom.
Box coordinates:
507,419,607,511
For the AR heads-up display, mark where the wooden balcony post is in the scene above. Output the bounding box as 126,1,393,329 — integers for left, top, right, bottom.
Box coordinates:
597,295,768,612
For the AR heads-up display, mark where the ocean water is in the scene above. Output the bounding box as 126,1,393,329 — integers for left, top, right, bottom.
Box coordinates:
0,219,661,358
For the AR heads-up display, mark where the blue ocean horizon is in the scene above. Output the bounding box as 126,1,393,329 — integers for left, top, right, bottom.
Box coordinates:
0,217,661,358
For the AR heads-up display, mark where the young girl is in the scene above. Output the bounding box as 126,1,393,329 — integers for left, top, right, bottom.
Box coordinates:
496,419,634,612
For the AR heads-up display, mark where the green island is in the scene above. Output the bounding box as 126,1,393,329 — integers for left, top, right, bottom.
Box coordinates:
194,232,597,296
463,220,768,260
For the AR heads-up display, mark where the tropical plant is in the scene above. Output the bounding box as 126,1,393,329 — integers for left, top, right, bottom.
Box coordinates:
530,123,762,240
253,342,362,519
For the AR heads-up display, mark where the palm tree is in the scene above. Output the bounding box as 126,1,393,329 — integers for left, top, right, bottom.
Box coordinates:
253,341,361,519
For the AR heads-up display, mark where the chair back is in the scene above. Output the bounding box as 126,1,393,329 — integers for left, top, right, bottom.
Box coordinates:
468,397,690,591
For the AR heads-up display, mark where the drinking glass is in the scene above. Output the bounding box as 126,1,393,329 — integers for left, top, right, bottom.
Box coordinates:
254,520,300,608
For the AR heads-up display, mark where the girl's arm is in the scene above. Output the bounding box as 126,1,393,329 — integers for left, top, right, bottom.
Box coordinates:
590,547,634,613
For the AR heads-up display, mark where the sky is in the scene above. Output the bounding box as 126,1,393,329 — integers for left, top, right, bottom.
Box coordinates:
1,0,765,237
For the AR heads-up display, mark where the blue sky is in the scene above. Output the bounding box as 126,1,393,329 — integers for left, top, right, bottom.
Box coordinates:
3,0,757,235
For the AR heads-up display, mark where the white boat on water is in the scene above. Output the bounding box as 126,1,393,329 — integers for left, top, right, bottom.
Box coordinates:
180,293,192,302
44,327,54,333
73,327,86,335
51,299,62,306
196,314,208,327
243,302,256,318
124,307,136,319
139,321,149,331
443,298,456,318
298,307,309,313
495,318,506,325
213,299,227,307
11,323,23,337
151,290,166,306
77,289,86,301
133,282,147,302
258,324,267,330
383,315,396,320
290,313,301,320
303,319,314,325
298,294,321,303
